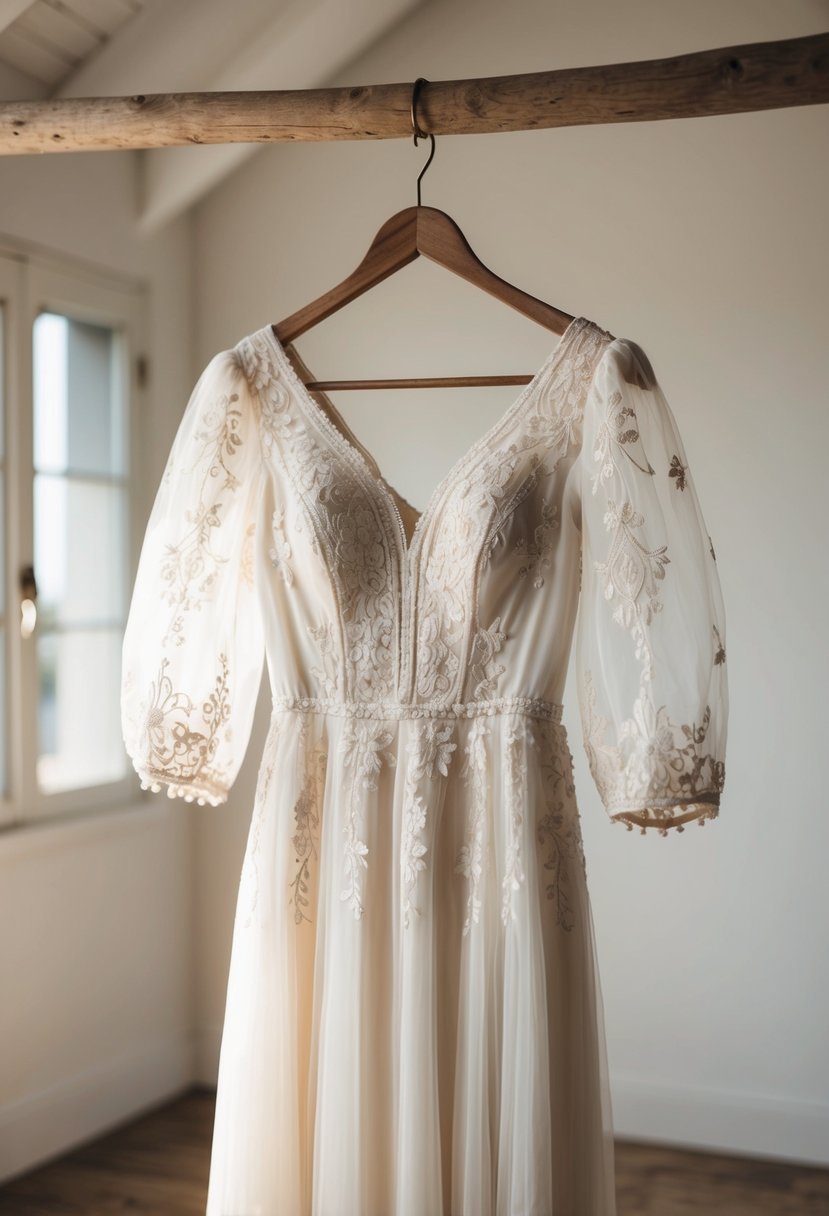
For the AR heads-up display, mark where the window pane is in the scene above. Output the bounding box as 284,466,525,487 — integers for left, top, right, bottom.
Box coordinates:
34,474,126,627
32,307,131,798
37,629,127,793
33,312,125,476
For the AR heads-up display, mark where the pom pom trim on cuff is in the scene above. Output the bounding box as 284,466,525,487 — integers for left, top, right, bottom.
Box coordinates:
608,799,720,835
132,762,228,807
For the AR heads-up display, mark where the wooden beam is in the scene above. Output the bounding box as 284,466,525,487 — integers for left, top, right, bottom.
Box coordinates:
1,31,827,156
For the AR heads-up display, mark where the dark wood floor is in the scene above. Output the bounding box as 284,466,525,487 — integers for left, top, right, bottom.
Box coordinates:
0,1086,827,1215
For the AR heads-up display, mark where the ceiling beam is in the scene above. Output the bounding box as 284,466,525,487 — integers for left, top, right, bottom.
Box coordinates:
1,29,826,232
2,32,827,158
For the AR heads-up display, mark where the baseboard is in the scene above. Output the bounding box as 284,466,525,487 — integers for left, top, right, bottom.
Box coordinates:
4,1036,825,1183
192,1039,829,1170
0,1032,197,1185
612,1074,829,1168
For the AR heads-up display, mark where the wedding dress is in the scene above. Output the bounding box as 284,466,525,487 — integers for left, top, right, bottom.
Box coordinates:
121,314,727,1216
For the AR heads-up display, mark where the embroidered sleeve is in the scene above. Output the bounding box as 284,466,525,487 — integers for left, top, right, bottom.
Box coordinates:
575,337,728,834
120,348,265,805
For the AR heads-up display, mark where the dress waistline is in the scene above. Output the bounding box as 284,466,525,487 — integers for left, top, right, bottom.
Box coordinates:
270,693,564,723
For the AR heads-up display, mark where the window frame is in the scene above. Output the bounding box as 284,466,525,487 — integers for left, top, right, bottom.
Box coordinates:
0,242,148,830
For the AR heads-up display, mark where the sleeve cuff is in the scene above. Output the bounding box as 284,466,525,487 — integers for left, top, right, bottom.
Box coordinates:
132,761,228,807
608,797,720,835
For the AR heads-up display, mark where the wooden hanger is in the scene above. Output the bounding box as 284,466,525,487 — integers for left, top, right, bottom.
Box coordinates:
271,77,576,393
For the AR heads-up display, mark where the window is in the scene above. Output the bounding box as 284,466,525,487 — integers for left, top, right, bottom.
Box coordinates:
0,246,148,829
34,314,130,793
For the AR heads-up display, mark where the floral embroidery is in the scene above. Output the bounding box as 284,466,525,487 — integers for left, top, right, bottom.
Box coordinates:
237,342,297,445
454,715,490,935
159,506,224,648
340,812,369,918
476,444,521,510
668,454,687,490
241,329,400,703
136,654,231,802
469,616,507,701
414,548,466,700
501,716,534,926
515,499,559,588
269,506,294,584
417,719,457,776
195,392,244,488
401,793,429,926
410,320,610,707
158,376,246,648
713,624,726,665
238,319,611,710
339,719,396,918
581,340,726,833
341,718,397,791
595,499,669,677
401,720,457,928
289,729,327,925
591,388,654,495
582,670,725,827
535,724,584,931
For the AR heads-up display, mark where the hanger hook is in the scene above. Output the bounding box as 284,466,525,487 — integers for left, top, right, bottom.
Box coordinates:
411,76,435,207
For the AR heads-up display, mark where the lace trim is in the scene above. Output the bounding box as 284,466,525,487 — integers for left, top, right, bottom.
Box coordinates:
270,693,564,722
126,653,233,806
582,668,725,818
135,766,227,806
610,800,719,835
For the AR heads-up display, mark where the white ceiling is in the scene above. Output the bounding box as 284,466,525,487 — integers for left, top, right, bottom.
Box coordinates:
0,0,144,90
0,0,425,231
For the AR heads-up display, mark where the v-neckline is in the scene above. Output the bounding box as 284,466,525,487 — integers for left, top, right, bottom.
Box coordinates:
260,315,592,562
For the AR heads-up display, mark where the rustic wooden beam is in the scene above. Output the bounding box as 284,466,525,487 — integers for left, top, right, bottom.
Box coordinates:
1,32,826,156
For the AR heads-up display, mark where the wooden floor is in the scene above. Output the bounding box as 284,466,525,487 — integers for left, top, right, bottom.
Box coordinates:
0,1086,827,1215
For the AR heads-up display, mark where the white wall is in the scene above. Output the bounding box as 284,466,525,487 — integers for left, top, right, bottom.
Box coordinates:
191,0,829,1166
0,60,199,1182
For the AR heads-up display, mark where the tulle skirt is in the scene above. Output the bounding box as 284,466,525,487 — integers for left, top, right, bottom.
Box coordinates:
205,706,616,1216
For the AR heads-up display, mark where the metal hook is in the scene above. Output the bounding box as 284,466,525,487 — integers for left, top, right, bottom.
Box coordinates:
411,76,435,207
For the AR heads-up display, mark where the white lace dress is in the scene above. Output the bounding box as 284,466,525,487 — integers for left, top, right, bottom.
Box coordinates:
121,315,728,1216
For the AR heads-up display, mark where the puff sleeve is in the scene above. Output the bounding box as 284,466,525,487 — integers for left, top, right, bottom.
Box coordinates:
121,348,264,805
575,337,727,834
